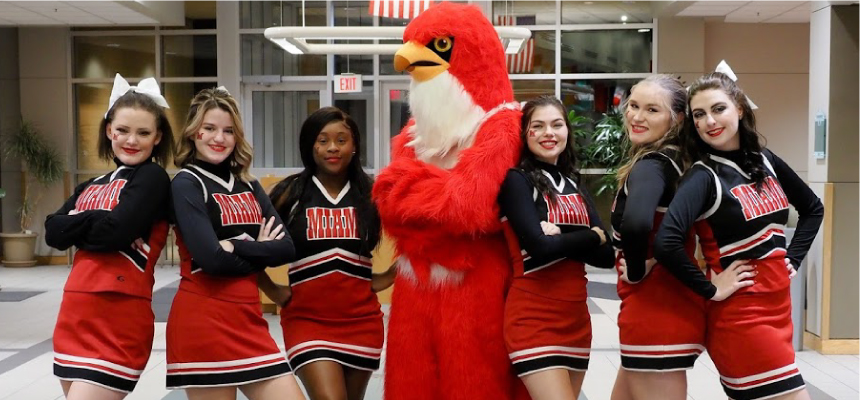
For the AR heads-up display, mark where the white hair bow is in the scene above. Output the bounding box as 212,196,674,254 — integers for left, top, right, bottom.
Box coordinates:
105,73,170,118
215,86,231,96
715,60,758,110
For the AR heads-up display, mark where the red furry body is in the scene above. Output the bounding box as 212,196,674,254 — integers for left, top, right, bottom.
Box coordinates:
374,113,524,399
373,4,530,398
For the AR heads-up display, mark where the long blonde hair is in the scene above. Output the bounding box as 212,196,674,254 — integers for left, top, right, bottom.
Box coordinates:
174,88,254,181
616,75,689,186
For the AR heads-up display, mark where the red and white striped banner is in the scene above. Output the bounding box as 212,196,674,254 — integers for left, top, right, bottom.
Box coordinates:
497,15,534,74
369,0,434,19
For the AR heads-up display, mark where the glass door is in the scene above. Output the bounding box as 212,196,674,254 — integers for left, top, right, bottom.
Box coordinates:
242,82,327,176
380,81,411,168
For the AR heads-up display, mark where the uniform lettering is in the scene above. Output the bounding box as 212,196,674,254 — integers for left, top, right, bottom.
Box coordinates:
545,194,590,227
213,192,264,226
730,176,789,221
74,180,127,212
306,207,359,240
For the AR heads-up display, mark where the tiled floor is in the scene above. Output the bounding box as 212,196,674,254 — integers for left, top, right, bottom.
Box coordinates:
0,265,857,400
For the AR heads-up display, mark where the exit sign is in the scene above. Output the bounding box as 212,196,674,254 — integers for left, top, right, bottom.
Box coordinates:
334,74,362,93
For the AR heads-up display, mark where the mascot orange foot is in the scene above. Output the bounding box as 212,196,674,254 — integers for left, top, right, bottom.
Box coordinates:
373,3,528,400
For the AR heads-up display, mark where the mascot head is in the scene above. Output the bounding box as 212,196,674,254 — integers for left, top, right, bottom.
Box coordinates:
394,2,516,166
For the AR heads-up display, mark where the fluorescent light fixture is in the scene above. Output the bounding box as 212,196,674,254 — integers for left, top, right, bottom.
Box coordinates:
264,26,531,55
638,28,650,33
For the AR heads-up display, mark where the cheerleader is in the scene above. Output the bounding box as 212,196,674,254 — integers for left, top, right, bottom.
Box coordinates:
262,106,394,400
655,72,823,400
46,73,173,399
166,87,304,400
498,95,614,399
608,75,703,400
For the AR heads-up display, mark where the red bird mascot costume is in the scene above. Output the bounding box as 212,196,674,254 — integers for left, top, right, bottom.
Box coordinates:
373,3,526,399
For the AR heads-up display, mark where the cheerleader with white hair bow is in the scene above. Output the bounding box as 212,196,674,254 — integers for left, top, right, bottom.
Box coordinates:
45,73,175,399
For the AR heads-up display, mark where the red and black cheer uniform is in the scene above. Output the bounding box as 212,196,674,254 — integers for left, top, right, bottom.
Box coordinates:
279,176,384,372
610,149,705,371
656,148,823,400
166,160,294,389
498,163,614,377
45,159,170,393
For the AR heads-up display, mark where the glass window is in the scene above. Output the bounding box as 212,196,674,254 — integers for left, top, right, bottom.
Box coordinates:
163,35,217,78
334,1,372,26
73,36,156,79
380,39,405,75
163,81,219,143
74,83,113,171
250,90,321,168
492,1,556,25
240,1,326,29
512,80,555,102
509,30,555,74
165,1,216,30
561,79,637,121
561,1,652,24
560,30,652,74
335,51,373,75
334,82,375,169
241,34,326,76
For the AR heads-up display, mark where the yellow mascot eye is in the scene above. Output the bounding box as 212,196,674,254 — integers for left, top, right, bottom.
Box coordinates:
433,36,452,52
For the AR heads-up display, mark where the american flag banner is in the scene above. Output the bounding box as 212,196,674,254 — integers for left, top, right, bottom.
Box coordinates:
497,15,534,74
369,0,435,19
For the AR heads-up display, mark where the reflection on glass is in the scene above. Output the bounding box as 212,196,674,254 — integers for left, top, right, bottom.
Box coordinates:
241,35,326,76
164,82,219,167
240,1,326,28
561,79,637,121
560,30,652,74
509,31,554,74
492,1,556,25
561,1,652,24
74,36,156,79
165,1,216,29
335,52,373,76
334,83,375,168
512,80,554,103
75,83,114,171
388,89,410,138
251,91,321,168
334,1,372,26
163,36,217,77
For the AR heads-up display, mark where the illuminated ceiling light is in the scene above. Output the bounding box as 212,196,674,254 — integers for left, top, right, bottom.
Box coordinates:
638,28,650,33
264,26,532,55
621,15,628,22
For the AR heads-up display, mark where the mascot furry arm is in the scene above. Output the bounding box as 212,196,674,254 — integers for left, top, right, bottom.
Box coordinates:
372,3,529,400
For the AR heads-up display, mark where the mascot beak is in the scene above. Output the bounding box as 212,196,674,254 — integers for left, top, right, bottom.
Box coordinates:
394,41,450,82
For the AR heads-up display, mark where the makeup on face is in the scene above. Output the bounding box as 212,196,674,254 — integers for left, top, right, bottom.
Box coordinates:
108,107,161,166
690,89,742,151
194,107,237,165
313,121,355,176
625,82,674,146
526,105,569,165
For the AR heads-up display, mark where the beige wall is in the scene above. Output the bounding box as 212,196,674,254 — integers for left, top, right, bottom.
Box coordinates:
657,18,811,179
18,27,72,257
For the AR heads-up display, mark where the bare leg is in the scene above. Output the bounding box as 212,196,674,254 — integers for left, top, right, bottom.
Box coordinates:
610,369,633,400
343,367,373,400
568,370,585,398
626,370,687,400
64,381,127,400
520,369,577,400
295,360,347,400
769,388,812,400
186,386,237,400
241,374,306,400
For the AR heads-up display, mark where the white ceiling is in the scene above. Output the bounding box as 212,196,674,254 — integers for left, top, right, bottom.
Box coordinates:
0,1,178,26
676,1,813,23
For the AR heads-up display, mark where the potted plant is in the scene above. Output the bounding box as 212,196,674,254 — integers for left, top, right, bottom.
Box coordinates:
570,109,629,196
0,119,64,267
